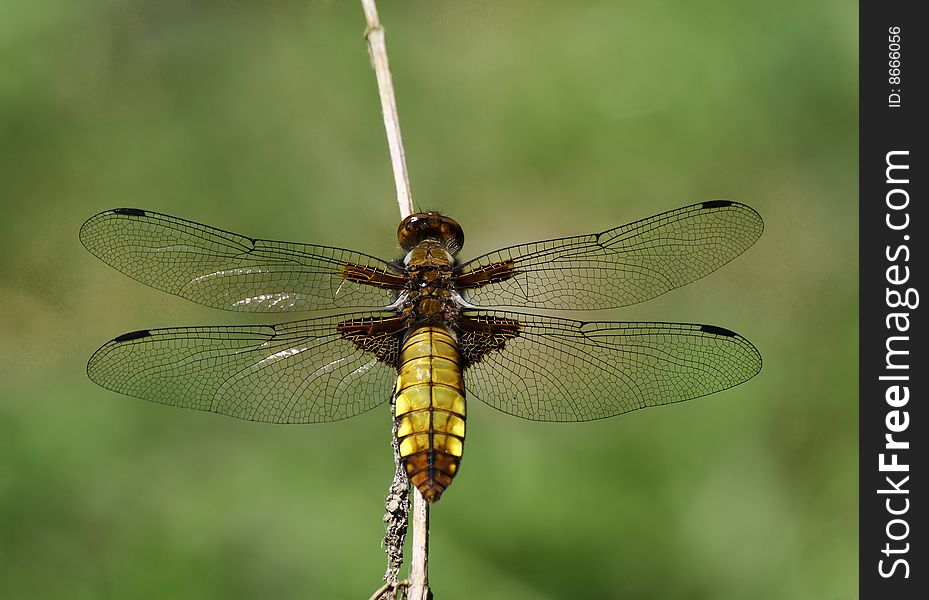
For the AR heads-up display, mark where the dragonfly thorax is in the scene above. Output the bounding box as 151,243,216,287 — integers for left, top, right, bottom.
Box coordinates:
403,240,456,268
401,236,462,325
399,287,461,326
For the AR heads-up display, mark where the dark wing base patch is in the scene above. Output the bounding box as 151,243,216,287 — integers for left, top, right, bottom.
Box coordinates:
337,316,406,367
457,314,521,367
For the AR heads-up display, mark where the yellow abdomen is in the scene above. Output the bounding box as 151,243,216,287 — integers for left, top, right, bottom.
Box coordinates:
395,326,466,502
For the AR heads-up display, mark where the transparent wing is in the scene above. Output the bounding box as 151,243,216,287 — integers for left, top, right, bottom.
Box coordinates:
462,311,761,422
457,201,763,310
87,313,399,423
80,209,403,312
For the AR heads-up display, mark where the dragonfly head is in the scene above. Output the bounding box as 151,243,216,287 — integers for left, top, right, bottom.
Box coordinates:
398,212,465,255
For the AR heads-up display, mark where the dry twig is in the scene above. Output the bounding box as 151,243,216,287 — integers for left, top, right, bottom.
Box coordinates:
361,0,415,220
360,1,430,598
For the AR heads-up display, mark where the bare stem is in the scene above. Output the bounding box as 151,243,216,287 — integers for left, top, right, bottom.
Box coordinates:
407,489,431,600
360,1,429,598
361,0,415,220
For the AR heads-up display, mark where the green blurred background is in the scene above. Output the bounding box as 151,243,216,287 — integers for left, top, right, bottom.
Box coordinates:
1,0,856,598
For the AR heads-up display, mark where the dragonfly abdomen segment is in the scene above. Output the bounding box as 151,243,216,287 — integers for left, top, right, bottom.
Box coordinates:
394,326,466,502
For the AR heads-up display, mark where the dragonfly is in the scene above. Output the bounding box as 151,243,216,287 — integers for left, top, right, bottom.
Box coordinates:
81,201,763,501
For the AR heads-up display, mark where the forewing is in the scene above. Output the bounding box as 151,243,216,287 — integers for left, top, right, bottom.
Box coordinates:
80,209,403,311
457,201,763,310
87,313,399,423
462,311,761,422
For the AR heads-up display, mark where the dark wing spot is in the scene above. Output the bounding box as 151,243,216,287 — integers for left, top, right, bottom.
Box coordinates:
700,324,737,337
113,330,152,343
701,200,734,209
112,208,147,216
